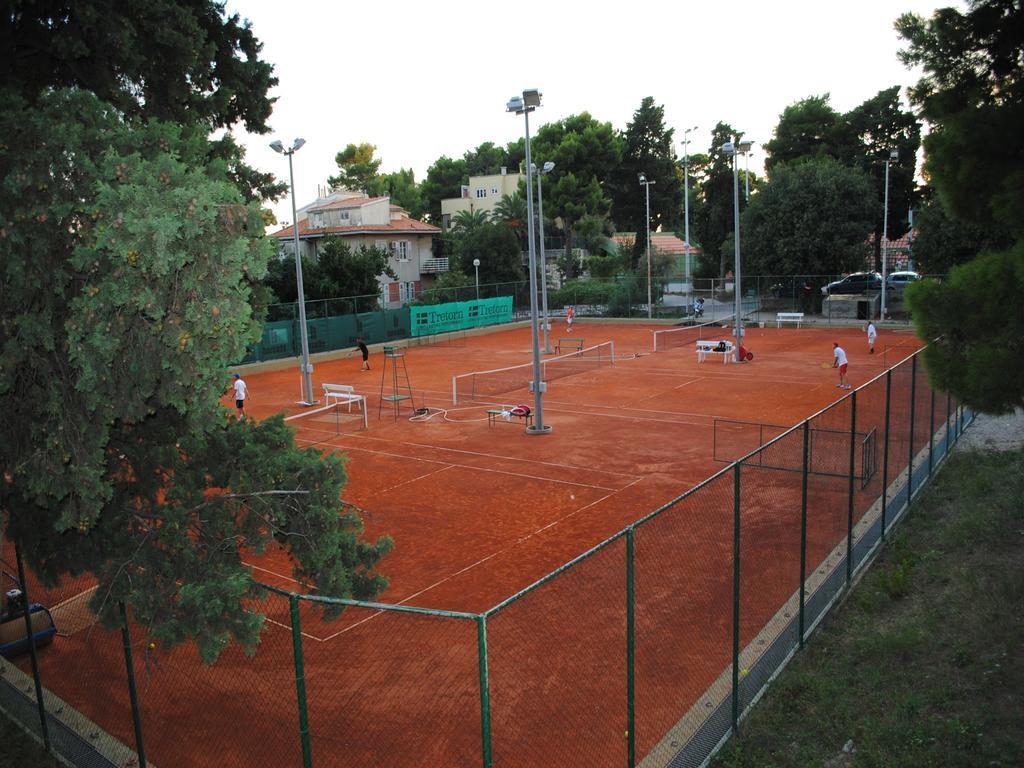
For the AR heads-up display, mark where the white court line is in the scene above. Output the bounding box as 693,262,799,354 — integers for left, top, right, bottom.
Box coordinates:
314,476,647,641
245,476,648,642
292,438,624,493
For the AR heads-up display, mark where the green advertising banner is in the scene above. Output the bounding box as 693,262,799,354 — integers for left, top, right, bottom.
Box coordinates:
410,296,513,336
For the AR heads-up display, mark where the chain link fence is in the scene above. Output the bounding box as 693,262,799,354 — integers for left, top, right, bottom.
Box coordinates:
2,347,974,767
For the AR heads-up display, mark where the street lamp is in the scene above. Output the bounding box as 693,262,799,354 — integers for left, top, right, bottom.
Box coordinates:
270,137,316,406
638,173,656,319
722,137,753,363
682,126,697,314
507,88,551,434
881,148,899,319
473,258,480,299
533,161,555,353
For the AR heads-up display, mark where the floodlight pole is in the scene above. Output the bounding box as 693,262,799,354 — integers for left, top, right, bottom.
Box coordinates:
535,161,554,354
639,174,656,319
272,138,316,406
723,137,753,363
881,149,898,319
473,258,481,299
683,126,697,315
508,89,550,434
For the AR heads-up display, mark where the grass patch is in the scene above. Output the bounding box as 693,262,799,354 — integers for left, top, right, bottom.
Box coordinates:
713,447,1024,768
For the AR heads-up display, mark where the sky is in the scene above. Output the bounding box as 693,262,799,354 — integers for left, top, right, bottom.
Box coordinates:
223,0,958,227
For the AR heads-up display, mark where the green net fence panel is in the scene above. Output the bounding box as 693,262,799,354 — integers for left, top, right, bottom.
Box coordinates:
488,537,628,768
803,399,856,632
300,601,481,768
910,358,932,500
113,587,300,767
852,375,890,571
633,472,736,765
736,431,805,716
885,359,915,532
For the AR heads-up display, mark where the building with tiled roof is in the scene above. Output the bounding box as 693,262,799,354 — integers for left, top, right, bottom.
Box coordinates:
440,168,526,230
271,189,443,306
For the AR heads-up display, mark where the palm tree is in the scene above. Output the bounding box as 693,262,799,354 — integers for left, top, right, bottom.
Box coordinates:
451,208,490,232
492,191,529,248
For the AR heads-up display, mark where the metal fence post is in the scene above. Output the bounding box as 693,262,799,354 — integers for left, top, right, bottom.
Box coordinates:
732,463,741,730
118,602,146,768
476,615,492,768
945,392,952,459
626,527,636,767
881,370,892,540
928,387,936,476
14,541,50,752
846,392,857,584
908,355,918,508
289,594,314,768
799,421,809,647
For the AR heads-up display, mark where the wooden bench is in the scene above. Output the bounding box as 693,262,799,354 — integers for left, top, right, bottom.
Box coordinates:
776,312,805,328
555,337,585,354
696,340,734,363
487,409,534,427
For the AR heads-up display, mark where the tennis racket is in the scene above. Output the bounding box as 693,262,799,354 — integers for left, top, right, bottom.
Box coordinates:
819,361,834,369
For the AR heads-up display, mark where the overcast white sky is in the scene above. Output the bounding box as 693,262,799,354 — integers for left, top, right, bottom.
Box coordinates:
224,0,957,226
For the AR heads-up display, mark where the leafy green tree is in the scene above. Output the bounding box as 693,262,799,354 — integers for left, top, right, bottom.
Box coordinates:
693,122,748,277
742,157,875,275
463,142,509,176
380,168,425,219
0,90,393,661
763,95,847,172
531,113,622,278
897,1,1024,239
452,221,525,284
910,197,993,274
0,0,285,204
0,0,276,132
451,208,491,232
309,238,397,308
909,244,1024,413
844,86,922,270
492,191,529,243
609,98,683,265
411,269,475,305
421,156,468,223
328,143,385,195
898,0,1024,413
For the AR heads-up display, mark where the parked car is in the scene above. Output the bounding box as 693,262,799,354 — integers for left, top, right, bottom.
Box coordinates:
821,272,882,296
885,271,921,291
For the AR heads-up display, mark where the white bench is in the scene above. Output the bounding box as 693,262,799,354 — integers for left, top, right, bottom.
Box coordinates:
322,383,369,429
776,312,804,328
696,340,734,363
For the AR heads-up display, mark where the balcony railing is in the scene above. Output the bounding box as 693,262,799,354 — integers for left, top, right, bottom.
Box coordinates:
420,257,449,273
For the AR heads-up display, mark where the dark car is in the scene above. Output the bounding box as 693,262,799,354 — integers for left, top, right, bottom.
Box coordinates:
822,272,882,296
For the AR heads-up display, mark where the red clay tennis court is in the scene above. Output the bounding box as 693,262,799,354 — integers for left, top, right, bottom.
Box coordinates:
10,320,930,767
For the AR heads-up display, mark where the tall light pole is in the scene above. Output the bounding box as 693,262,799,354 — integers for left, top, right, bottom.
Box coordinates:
881,148,898,319
507,88,551,434
744,150,751,203
473,258,481,299
534,161,555,353
683,126,697,315
722,137,753,363
270,137,316,406
638,173,656,319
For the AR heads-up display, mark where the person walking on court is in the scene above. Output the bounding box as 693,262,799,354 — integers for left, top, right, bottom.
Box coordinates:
232,373,248,420
832,342,850,389
865,320,877,354
356,337,370,371
565,305,575,333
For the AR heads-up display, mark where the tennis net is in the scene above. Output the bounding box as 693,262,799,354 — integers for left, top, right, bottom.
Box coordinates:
652,316,734,352
713,418,878,486
451,340,615,404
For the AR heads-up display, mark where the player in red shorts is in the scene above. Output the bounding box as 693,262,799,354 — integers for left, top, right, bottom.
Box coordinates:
832,342,850,389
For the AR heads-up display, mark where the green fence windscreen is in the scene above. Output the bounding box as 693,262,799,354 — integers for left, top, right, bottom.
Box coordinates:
410,297,513,337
